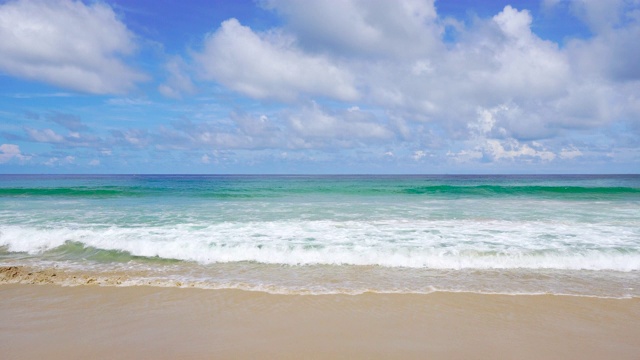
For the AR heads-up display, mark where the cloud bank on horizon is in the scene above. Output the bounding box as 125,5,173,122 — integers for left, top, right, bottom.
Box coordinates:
0,0,638,173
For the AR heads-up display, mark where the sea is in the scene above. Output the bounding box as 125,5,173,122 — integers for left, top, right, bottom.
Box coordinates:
1,174,638,298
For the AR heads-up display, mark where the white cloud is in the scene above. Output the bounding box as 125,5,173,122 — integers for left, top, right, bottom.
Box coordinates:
448,138,557,163
0,0,146,93
8,1,633,171
188,3,634,156
286,102,394,143
448,106,558,163
262,0,441,58
88,159,100,166
148,103,396,152
471,107,501,135
0,144,29,163
125,2,640,170
484,139,556,162
411,60,434,75
106,98,153,106
112,129,149,148
26,128,65,143
567,15,640,82
483,6,570,100
493,5,533,39
447,149,482,163
292,4,573,140
170,0,636,170
568,0,627,33
412,150,427,161
24,126,102,148
44,155,75,166
11,92,74,99
560,146,583,160
158,56,196,99
253,2,571,123
195,18,358,101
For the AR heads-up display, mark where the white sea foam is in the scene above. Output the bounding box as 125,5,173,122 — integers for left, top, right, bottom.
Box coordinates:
1,218,638,271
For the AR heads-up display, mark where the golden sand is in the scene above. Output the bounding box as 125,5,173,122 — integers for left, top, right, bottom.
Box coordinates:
1,283,638,359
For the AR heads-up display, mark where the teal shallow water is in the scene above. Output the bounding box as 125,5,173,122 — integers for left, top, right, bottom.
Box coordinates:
1,174,639,199
1,175,639,297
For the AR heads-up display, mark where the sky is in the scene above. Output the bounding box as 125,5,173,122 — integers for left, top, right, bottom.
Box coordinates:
0,0,639,174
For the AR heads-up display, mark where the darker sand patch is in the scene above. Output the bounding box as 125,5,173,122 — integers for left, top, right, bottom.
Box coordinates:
0,266,58,284
0,266,125,286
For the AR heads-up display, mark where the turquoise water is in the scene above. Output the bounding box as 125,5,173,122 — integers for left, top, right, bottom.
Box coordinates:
1,175,639,297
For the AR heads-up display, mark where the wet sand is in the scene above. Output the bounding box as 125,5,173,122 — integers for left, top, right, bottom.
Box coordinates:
1,284,638,359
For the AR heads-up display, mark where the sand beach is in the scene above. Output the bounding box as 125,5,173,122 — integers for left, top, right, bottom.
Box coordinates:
1,283,639,359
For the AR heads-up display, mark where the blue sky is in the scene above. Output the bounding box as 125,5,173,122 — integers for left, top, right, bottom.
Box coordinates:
0,0,638,174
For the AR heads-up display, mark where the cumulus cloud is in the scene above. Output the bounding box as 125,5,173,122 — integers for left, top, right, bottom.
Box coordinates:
286,102,394,143
0,0,146,93
567,17,640,83
448,106,558,163
566,0,628,33
262,0,441,58
483,139,556,162
201,4,574,146
367,4,572,130
176,0,638,169
6,1,638,171
0,144,29,163
195,18,358,101
190,2,634,153
488,6,570,98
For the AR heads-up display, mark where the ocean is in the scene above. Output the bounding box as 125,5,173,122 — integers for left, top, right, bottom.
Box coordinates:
1,174,638,298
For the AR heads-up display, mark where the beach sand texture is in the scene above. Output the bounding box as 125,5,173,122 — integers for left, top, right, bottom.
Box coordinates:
1,283,638,360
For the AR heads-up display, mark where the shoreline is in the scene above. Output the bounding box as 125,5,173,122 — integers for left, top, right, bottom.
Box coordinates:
1,283,639,359
1,265,638,298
